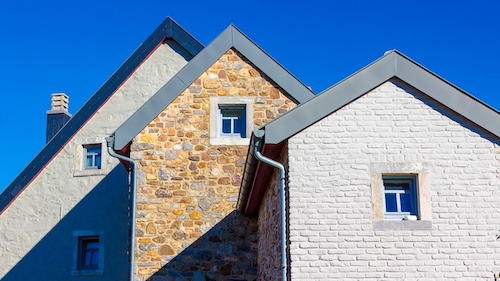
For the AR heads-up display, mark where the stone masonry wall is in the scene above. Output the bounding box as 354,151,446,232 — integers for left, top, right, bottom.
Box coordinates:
258,143,288,281
131,48,297,280
288,81,500,280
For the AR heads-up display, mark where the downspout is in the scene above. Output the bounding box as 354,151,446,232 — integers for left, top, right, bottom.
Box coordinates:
106,137,137,281
252,130,288,281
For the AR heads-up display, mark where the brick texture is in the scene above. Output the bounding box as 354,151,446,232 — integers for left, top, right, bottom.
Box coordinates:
287,81,500,280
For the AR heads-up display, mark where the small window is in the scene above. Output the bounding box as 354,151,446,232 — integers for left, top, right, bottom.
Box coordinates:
219,105,246,138
72,230,104,276
84,144,101,170
383,176,417,220
79,237,99,269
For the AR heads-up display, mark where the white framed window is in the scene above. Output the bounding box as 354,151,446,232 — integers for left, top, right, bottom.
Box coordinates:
83,144,102,170
383,176,418,220
219,105,246,138
370,163,432,230
210,97,253,145
74,137,108,177
72,230,104,276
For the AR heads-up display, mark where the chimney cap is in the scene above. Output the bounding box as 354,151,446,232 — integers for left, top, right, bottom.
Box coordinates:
50,93,69,112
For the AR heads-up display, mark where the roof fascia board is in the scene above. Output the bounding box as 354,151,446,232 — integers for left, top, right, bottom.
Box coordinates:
113,26,233,150
0,18,203,216
113,25,316,150
264,52,397,144
395,53,500,138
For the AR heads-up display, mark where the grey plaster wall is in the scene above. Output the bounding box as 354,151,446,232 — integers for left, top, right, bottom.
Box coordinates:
0,42,189,279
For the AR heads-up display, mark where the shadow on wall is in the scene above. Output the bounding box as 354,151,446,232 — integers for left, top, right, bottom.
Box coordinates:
2,166,130,281
143,211,258,281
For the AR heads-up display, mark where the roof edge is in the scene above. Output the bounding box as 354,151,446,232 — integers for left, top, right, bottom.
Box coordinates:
0,18,203,216
113,24,316,150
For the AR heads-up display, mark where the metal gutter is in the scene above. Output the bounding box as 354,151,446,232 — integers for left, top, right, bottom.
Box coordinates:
250,129,288,281
106,137,137,281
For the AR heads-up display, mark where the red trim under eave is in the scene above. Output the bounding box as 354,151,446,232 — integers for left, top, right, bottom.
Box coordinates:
243,143,284,215
0,40,165,217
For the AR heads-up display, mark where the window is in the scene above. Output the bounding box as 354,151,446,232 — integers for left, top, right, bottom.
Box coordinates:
74,138,108,177
209,97,253,145
370,163,432,230
72,230,104,276
84,144,102,169
219,105,246,138
383,176,417,220
79,237,100,269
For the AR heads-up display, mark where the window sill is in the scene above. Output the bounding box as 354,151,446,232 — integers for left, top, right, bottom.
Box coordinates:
71,269,104,276
209,137,250,146
74,169,107,177
373,220,432,230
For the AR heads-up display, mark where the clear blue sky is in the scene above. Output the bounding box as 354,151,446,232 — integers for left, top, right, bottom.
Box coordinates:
0,0,499,192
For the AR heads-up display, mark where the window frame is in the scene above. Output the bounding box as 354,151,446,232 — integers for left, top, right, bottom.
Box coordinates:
218,105,247,138
72,230,104,276
74,137,108,177
382,176,418,220
78,236,100,270
83,144,102,170
209,97,253,145
370,163,432,230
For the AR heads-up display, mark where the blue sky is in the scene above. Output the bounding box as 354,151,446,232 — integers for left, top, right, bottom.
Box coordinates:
0,0,499,192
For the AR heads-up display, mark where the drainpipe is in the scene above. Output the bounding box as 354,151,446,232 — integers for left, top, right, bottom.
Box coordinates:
252,130,288,281
106,137,137,281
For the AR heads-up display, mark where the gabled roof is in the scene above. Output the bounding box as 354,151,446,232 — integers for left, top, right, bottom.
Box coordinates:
0,17,203,215
112,25,316,150
238,50,500,215
259,50,500,144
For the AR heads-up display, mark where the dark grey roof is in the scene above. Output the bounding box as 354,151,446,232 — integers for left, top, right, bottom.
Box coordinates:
0,17,203,215
112,25,316,150
260,50,500,144
237,50,500,215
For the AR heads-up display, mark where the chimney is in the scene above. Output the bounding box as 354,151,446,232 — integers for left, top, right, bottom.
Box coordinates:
46,93,72,143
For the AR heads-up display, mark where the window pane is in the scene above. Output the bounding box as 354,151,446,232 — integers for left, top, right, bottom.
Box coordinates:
86,155,94,167
234,118,242,134
400,193,412,213
222,119,232,134
83,250,92,265
86,242,99,249
385,193,397,212
91,250,99,266
95,154,101,169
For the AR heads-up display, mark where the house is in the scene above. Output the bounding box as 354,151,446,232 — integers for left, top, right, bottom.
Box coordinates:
238,50,500,280
2,18,499,281
0,18,315,280
0,18,204,280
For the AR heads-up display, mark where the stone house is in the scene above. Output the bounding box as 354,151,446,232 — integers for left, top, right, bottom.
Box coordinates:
0,19,315,280
238,50,500,280
2,17,499,281
0,18,204,280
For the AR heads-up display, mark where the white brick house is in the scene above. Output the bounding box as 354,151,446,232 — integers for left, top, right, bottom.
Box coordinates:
238,50,500,280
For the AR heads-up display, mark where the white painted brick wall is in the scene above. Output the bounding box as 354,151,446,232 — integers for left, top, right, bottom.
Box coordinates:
0,43,188,278
288,81,500,280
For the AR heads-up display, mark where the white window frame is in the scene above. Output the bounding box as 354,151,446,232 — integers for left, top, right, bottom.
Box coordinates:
382,176,418,220
71,230,105,276
210,97,253,145
370,163,432,230
74,137,108,177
